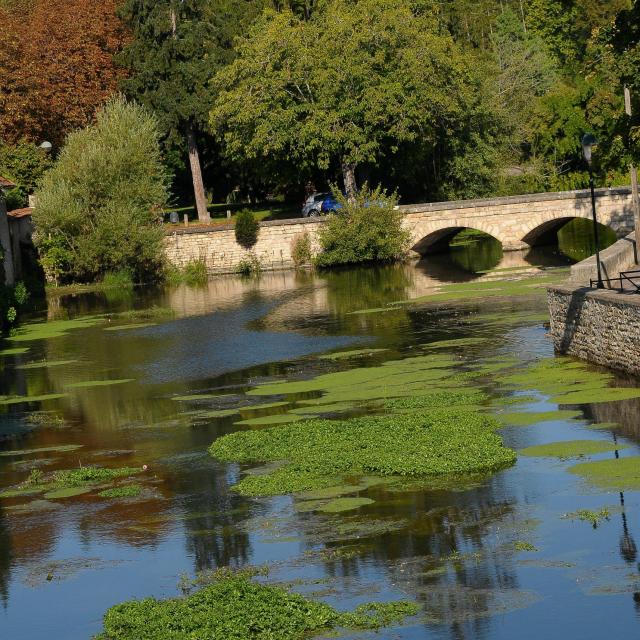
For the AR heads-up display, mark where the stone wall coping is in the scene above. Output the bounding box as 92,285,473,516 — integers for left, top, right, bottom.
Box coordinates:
547,283,640,308
165,216,325,236
400,186,631,214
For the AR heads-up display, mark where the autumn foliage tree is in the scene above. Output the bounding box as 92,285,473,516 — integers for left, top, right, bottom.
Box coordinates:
0,0,128,146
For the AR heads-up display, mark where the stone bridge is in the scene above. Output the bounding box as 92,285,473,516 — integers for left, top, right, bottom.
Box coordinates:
164,187,636,274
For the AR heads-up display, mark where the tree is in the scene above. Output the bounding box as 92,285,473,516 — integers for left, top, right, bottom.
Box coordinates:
210,0,472,202
0,0,128,146
32,98,169,284
118,0,265,221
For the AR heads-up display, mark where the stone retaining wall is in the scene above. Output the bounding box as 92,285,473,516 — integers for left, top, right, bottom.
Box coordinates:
548,284,640,375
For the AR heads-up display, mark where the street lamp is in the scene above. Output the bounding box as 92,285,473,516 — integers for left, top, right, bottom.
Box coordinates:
582,133,604,289
38,141,52,152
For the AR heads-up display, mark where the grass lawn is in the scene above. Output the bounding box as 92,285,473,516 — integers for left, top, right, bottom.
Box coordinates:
164,201,300,228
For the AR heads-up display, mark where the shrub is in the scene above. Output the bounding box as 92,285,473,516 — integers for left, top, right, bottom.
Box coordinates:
0,280,31,331
291,232,312,267
234,209,259,248
32,96,170,284
235,254,262,277
0,140,52,210
165,259,208,286
315,186,410,268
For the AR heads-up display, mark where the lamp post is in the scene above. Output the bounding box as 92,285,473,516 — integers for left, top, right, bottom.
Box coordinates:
582,133,604,289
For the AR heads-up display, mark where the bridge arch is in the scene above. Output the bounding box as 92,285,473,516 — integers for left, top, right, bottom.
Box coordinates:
411,225,502,256
521,215,616,247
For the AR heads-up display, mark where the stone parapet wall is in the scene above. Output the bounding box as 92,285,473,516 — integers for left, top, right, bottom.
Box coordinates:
548,284,640,375
569,232,637,285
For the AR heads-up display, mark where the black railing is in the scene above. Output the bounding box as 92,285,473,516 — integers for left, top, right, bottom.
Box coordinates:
590,269,640,292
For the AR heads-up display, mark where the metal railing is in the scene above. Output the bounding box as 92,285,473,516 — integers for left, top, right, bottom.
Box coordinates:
590,269,640,292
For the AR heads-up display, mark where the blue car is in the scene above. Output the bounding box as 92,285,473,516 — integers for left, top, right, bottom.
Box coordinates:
320,194,343,214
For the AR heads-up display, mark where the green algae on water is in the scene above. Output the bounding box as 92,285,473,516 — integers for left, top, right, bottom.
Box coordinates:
0,347,29,356
43,487,92,499
0,393,67,405
494,410,583,427
0,444,83,457
8,316,103,342
66,379,134,389
317,497,374,513
569,457,640,490
210,409,516,496
234,414,306,426
520,440,625,459
319,348,389,360
16,359,77,370
172,393,224,402
562,507,611,527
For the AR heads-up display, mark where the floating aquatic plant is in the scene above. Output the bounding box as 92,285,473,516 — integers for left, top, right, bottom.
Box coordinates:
96,571,418,640
569,457,640,490
210,409,515,496
520,440,625,459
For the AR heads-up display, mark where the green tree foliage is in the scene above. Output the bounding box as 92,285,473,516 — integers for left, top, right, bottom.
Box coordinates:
315,186,409,267
211,0,475,201
0,140,51,209
118,0,265,215
32,97,169,284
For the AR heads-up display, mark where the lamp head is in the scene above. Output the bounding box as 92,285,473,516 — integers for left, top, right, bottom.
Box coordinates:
581,133,597,165
38,141,52,152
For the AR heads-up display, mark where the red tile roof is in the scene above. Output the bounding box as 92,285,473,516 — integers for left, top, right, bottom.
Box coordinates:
7,207,33,219
0,175,16,188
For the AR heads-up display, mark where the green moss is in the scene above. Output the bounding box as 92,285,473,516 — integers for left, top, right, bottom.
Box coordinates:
210,409,515,496
319,348,389,360
317,497,375,513
494,410,583,427
569,457,640,490
98,485,143,498
66,379,134,389
16,359,77,370
0,444,83,457
0,393,67,405
520,440,624,458
96,573,418,640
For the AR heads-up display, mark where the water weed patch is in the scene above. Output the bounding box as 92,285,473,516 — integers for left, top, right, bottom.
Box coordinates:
569,457,640,490
96,572,418,640
520,440,625,459
210,410,515,496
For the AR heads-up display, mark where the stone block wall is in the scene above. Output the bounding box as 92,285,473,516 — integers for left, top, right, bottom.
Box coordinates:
548,284,640,376
164,217,324,274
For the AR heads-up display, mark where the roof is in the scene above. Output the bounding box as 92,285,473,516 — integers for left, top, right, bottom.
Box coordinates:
0,175,16,189
7,207,33,219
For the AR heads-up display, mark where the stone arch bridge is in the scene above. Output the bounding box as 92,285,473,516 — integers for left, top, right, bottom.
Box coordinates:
164,187,636,273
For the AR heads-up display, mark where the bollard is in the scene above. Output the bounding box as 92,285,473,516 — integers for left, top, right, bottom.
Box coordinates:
183,214,188,226
227,209,231,220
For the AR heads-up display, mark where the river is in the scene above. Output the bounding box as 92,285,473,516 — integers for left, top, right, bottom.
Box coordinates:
1,225,639,639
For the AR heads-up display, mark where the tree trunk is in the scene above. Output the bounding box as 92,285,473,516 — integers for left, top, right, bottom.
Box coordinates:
186,125,209,223
341,159,357,204
0,194,15,286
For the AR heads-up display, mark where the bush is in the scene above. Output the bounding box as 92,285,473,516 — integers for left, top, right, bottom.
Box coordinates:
165,259,208,286
315,186,409,268
234,209,259,248
291,232,312,267
235,254,262,277
0,140,52,210
32,96,170,284
0,280,31,332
